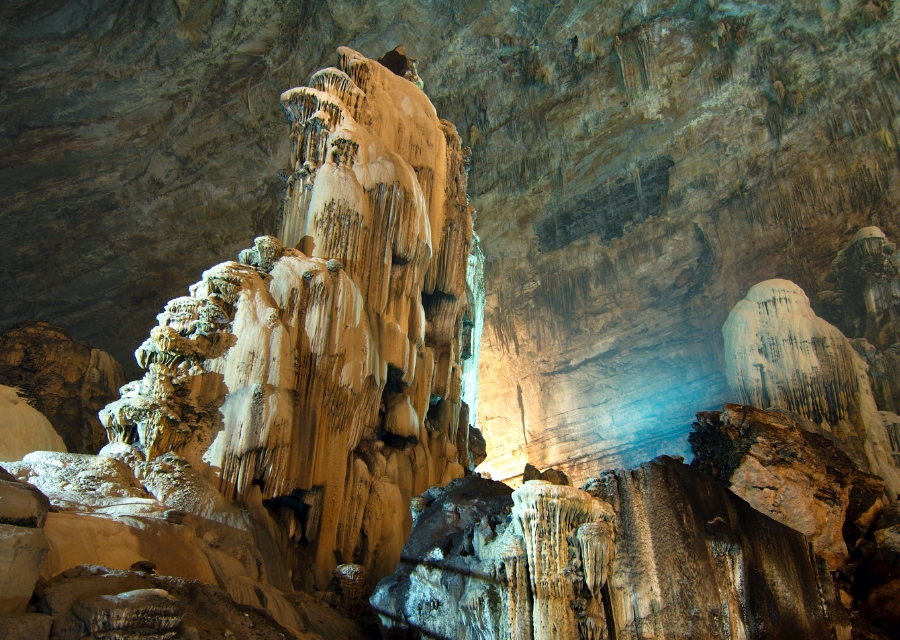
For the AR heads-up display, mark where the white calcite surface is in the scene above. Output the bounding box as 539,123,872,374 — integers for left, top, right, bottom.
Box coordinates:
723,279,900,499
0,384,66,462
99,48,483,590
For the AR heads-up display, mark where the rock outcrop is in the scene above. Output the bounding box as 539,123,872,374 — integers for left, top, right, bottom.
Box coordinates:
690,404,884,569
36,565,314,640
0,465,50,616
0,321,125,454
372,456,850,639
95,48,482,591
723,279,900,498
0,384,66,461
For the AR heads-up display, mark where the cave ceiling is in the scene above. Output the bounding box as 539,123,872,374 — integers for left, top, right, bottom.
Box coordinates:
3,0,900,481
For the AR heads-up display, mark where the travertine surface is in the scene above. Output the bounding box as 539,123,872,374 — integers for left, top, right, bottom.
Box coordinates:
723,278,900,498
98,49,482,591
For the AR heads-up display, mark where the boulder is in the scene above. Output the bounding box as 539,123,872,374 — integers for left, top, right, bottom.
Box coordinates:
0,466,52,615
690,404,884,569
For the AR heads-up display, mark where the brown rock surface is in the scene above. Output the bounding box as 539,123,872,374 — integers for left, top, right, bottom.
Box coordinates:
0,321,125,454
690,404,884,569
0,465,51,616
37,565,314,639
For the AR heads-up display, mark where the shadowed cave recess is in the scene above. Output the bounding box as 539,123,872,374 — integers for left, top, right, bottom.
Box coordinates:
4,0,900,638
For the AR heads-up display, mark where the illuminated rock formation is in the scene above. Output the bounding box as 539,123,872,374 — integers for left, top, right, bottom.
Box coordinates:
372,457,850,639
723,279,900,499
0,321,125,455
0,465,50,616
0,385,66,461
98,47,482,590
691,404,884,569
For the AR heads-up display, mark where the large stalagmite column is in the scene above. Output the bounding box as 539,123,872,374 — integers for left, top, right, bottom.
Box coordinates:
100,48,484,589
511,480,613,639
723,278,900,499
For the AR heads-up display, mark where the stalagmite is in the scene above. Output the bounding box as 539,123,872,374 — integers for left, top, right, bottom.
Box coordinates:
510,481,613,639
98,47,483,590
372,458,850,639
333,564,368,616
723,279,900,499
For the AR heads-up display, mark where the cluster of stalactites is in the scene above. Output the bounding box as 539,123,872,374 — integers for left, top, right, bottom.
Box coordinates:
505,481,616,640
277,47,477,444
101,236,381,494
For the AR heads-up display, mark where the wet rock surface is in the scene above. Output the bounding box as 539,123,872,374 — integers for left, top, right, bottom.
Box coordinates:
0,321,125,454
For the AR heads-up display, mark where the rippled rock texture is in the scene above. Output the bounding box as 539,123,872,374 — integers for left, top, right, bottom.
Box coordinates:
5,0,900,480
372,456,850,639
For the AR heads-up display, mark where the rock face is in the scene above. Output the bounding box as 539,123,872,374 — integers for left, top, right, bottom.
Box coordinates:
97,48,482,590
372,457,850,639
722,279,900,498
5,0,900,484
0,384,67,461
690,404,884,570
0,321,125,454
36,565,313,640
0,465,50,615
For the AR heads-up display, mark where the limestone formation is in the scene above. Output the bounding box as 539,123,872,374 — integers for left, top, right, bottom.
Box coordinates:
97,48,482,591
372,457,850,639
0,321,125,455
0,384,66,461
0,465,50,616
36,565,316,640
723,279,900,499
6,0,900,486
690,404,884,569
821,227,900,351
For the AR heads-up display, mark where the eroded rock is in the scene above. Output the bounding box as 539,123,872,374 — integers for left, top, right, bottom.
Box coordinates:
0,321,125,454
723,278,900,498
690,404,884,569
372,456,849,639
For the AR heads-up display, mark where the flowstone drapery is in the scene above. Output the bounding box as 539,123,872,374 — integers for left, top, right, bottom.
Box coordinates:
99,47,484,589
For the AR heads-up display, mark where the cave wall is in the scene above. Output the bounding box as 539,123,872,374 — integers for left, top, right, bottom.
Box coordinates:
4,0,900,482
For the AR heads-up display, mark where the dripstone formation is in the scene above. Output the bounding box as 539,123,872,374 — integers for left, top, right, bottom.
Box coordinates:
98,47,484,590
0,46,483,638
371,458,850,640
